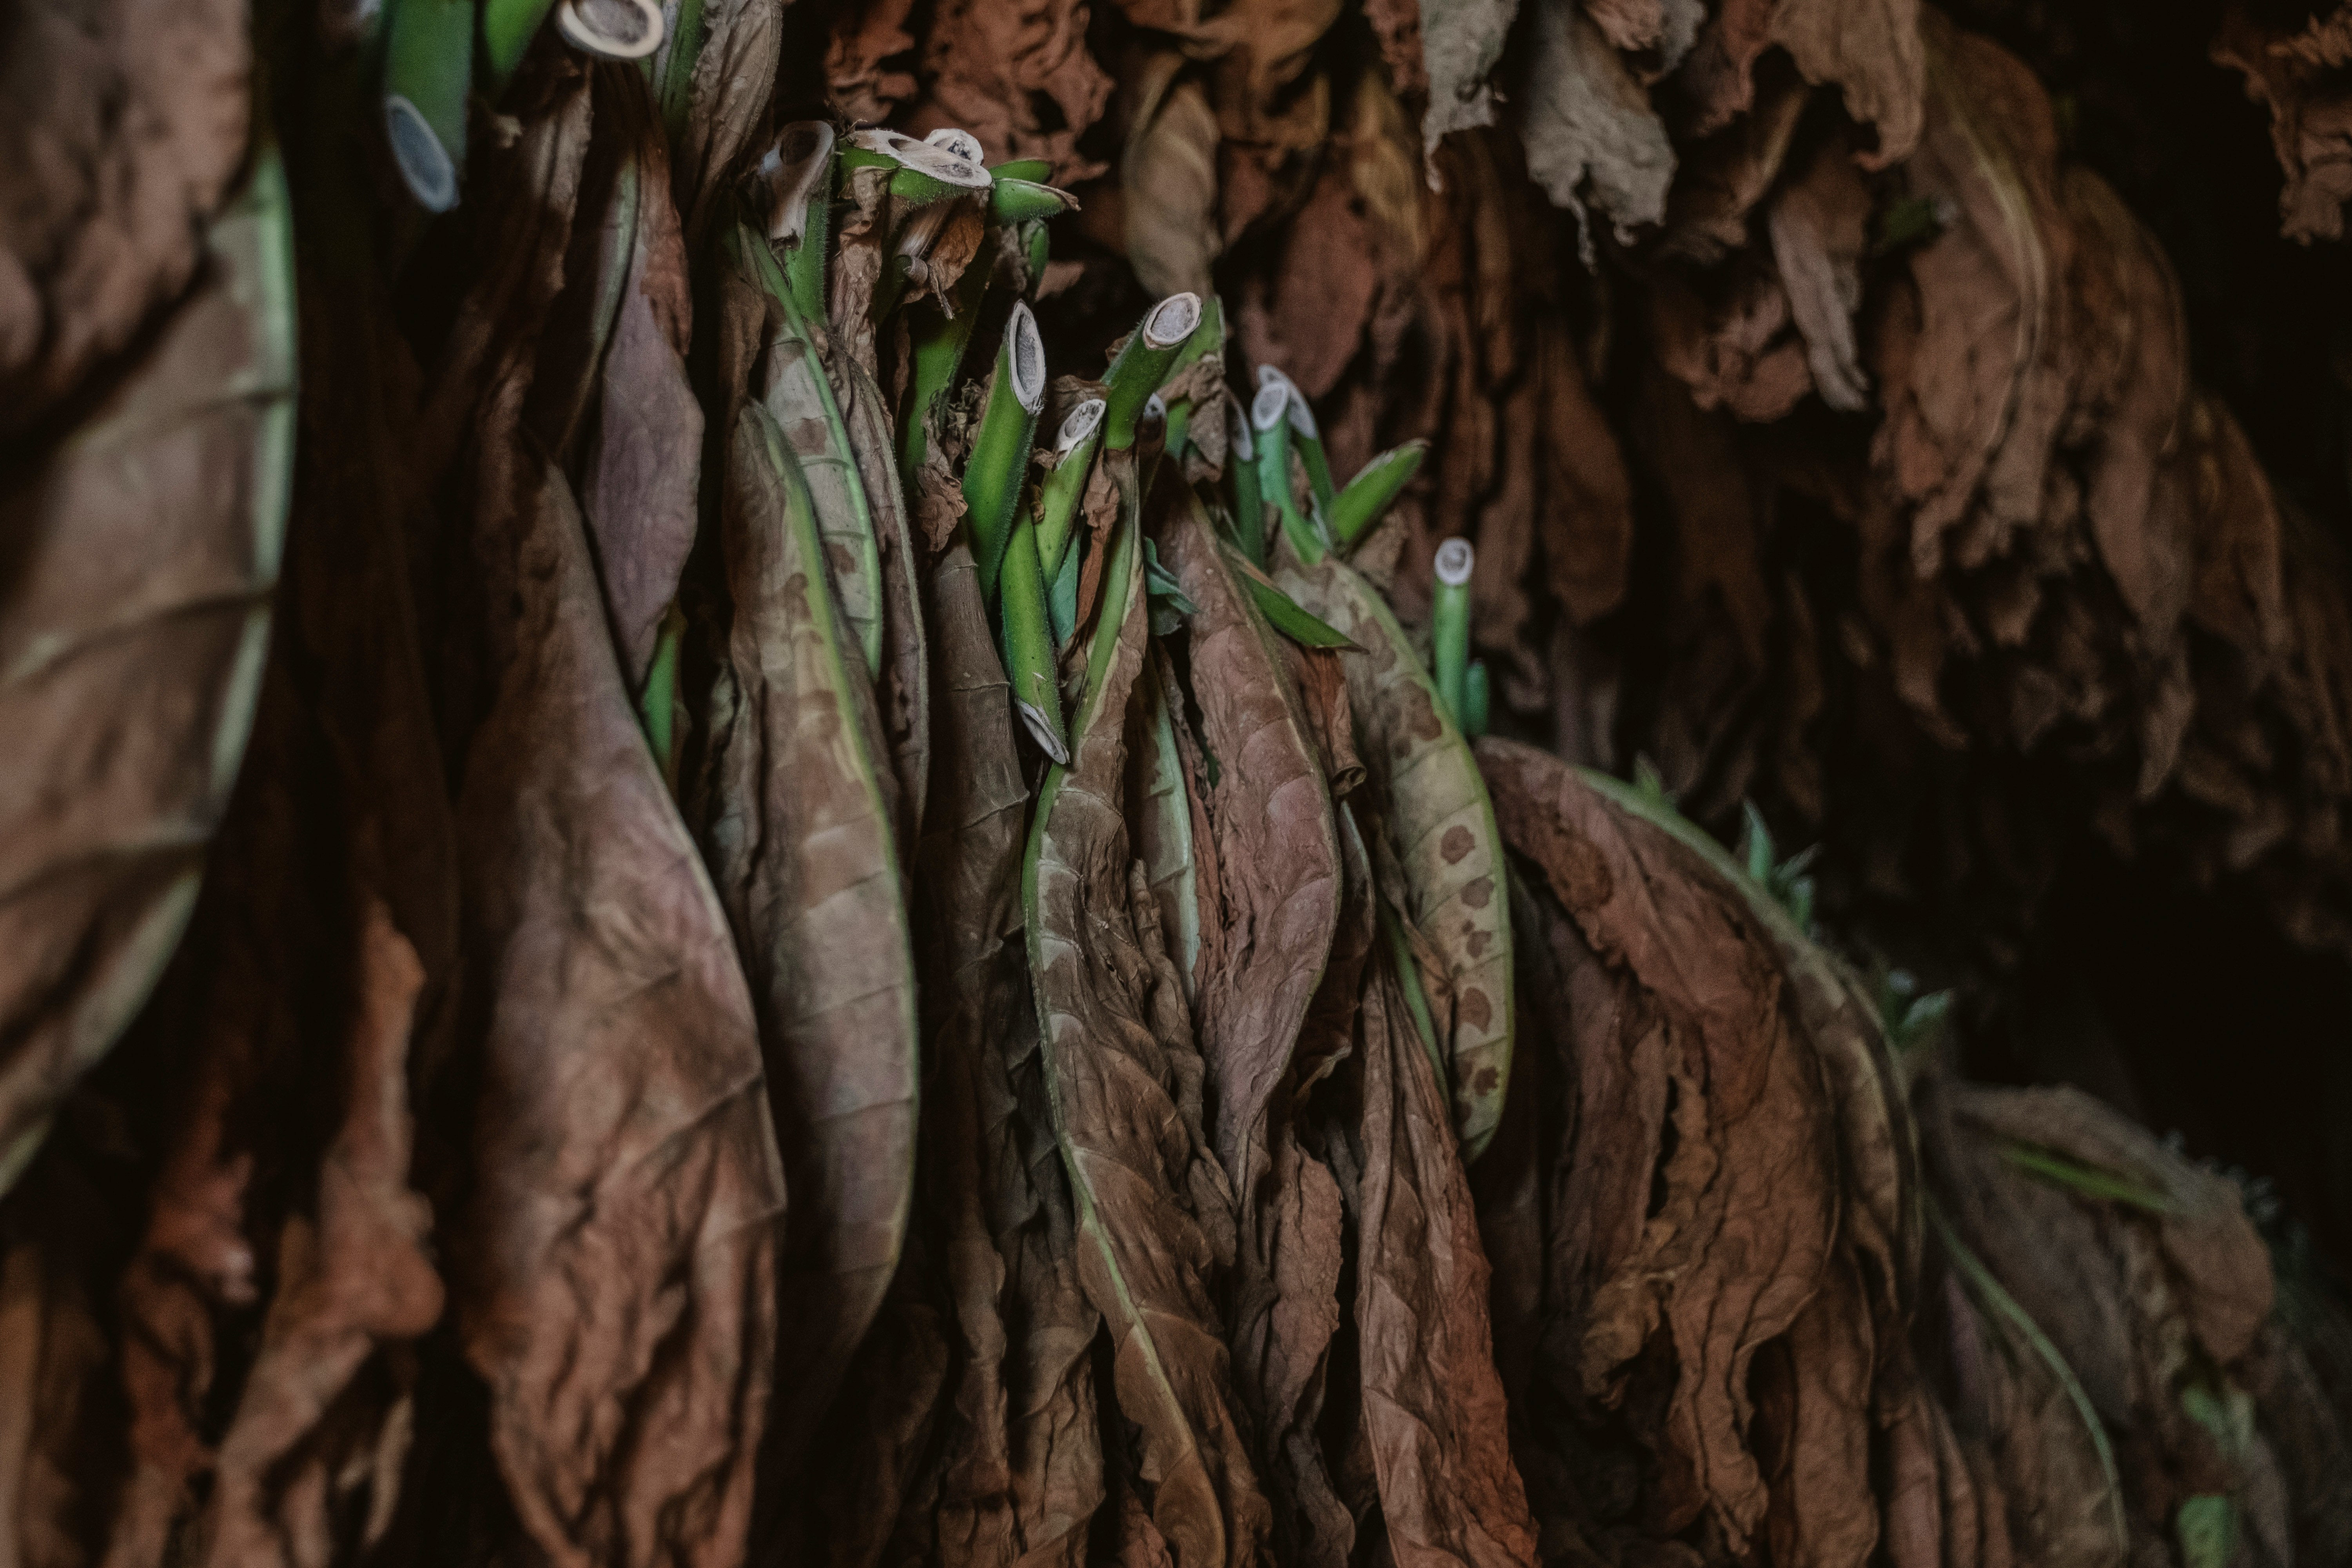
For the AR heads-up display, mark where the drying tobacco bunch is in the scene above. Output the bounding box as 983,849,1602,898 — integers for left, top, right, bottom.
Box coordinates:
10,0,2352,1563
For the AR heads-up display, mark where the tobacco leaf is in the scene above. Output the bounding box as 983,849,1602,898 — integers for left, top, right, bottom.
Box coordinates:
667,0,783,241
0,0,251,430
1132,649,1206,1003
1125,69,1225,302
913,537,1105,1568
1764,132,1872,414
842,351,934,844
907,0,1115,180
1156,502,1341,1184
1153,501,1349,1563
1025,517,1269,1567
1767,0,1924,167
828,0,921,123
754,241,889,679
1511,0,1675,245
1419,0,1522,158
1474,739,1842,1557
1276,554,1512,1161
198,894,441,1568
571,71,706,690
1348,938,1538,1566
0,146,294,1197
699,404,920,1485
2212,4,2352,243
450,420,786,1568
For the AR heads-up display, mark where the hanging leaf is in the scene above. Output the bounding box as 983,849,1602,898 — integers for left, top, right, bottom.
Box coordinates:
698,403,921,1481
0,142,295,1194
1023,508,1272,1567
1274,553,1513,1159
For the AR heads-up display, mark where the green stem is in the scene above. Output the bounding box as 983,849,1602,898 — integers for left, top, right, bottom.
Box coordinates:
1229,407,1263,561
962,301,1047,602
898,244,997,490
1103,293,1202,450
1000,513,1069,762
770,121,835,325
1159,296,1225,463
1377,895,1447,1093
1331,440,1428,550
1036,398,1105,575
1260,367,1334,507
481,0,557,91
989,158,1054,183
1250,381,1318,564
381,0,472,213
1432,537,1472,726
1462,660,1490,738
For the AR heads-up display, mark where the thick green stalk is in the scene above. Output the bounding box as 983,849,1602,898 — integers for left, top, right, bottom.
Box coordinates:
1432,538,1472,726
1159,296,1225,463
1102,293,1201,450
768,121,835,324
1250,381,1318,563
990,158,1054,182
381,0,472,212
999,514,1069,762
481,0,558,89
1331,440,1428,550
1036,398,1105,575
962,302,1047,602
1023,221,1052,299
898,244,996,489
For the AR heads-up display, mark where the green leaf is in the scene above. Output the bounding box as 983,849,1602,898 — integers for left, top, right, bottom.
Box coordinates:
1998,1142,2176,1214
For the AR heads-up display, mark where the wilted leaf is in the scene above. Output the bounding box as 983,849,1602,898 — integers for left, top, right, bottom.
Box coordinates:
0,145,294,1195
1126,68,1223,301
1276,554,1513,1160
1419,0,1522,160
1024,514,1270,1567
913,538,1105,1567
699,404,921,1483
1512,0,1675,247
842,351,934,842
0,0,251,429
579,71,705,689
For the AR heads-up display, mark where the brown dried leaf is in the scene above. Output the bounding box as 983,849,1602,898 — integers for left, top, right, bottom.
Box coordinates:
1475,739,1844,1555
0,0,249,429
700,405,921,1482
1026,520,1269,1567
1349,937,1538,1566
0,149,293,1195
2213,4,2352,242
1512,0,1675,245
909,0,1115,181
452,431,785,1568
580,72,703,688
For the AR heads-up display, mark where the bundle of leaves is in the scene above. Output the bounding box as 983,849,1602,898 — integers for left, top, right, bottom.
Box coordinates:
8,0,2352,1565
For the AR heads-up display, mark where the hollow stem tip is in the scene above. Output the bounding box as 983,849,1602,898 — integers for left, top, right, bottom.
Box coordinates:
1432,537,1474,727
1102,292,1202,450
963,300,1048,602
1259,365,1334,507
1251,379,1319,564
382,0,474,212
764,121,836,322
1036,397,1106,576
556,0,666,59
